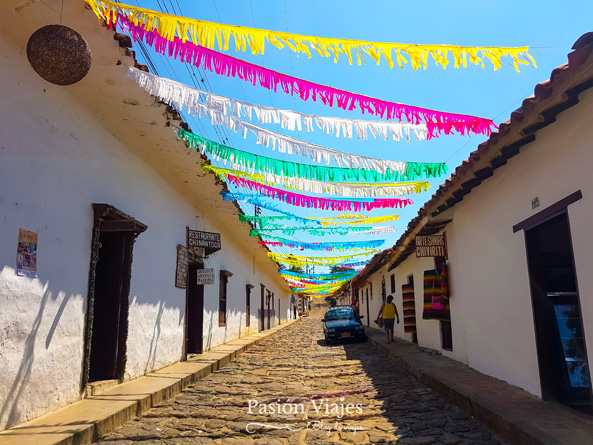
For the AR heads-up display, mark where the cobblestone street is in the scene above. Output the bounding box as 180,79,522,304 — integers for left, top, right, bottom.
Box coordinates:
96,305,503,445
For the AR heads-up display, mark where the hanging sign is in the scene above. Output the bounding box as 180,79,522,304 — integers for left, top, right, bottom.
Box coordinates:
175,244,188,289
17,229,38,278
196,268,215,285
416,235,447,258
188,229,222,256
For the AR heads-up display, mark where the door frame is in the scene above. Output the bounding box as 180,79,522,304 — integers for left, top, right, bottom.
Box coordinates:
402,274,418,344
266,290,271,330
81,204,146,390
185,261,204,357
365,287,370,327
516,191,592,408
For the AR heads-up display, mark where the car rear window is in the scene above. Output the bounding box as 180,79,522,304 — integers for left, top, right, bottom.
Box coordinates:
325,308,354,320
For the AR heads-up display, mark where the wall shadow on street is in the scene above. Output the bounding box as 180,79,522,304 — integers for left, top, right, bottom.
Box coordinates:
339,335,502,444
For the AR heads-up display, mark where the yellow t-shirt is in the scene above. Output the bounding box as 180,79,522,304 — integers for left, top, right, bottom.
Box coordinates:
382,302,396,319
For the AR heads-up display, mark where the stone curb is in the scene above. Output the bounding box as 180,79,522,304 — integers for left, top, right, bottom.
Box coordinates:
0,319,301,445
365,327,592,445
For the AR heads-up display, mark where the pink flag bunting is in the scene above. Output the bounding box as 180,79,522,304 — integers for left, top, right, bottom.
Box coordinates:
111,13,496,138
259,241,283,247
226,175,413,211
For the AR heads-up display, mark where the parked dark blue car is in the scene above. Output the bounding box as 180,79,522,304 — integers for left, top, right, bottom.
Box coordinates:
321,306,366,344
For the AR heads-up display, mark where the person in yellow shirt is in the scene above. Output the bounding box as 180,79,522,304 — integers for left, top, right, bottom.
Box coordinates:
377,295,399,344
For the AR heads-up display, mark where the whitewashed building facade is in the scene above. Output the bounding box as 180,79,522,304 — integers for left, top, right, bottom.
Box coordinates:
353,33,593,414
0,2,291,431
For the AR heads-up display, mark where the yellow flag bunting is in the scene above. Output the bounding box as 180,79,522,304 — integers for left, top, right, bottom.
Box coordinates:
310,214,400,226
86,0,536,71
268,251,378,267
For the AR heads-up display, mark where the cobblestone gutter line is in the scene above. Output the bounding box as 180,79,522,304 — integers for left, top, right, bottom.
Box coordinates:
0,319,299,445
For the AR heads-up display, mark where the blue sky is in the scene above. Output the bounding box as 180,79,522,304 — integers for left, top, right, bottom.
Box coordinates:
122,0,593,271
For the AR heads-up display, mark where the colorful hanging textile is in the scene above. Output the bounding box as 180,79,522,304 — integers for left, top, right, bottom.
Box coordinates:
221,177,413,212
203,165,430,198
422,269,450,321
440,264,449,298
100,15,495,136
268,251,377,267
250,225,394,236
259,235,385,252
279,270,358,280
402,282,417,334
129,67,432,140
177,127,448,182
88,1,535,72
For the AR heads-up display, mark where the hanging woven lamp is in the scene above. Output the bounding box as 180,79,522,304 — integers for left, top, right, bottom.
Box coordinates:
27,24,92,86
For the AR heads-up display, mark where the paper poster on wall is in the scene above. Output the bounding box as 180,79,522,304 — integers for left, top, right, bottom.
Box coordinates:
17,229,38,278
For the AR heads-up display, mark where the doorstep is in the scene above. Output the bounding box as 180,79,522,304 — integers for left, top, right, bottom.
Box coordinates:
84,380,119,398
0,319,298,445
365,326,593,445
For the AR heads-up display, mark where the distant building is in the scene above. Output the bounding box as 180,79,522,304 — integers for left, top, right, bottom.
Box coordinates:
351,33,593,414
0,3,291,431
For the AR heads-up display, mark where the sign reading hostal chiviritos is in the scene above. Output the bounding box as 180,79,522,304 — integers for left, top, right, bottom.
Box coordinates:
188,229,221,256
196,268,216,285
416,235,447,258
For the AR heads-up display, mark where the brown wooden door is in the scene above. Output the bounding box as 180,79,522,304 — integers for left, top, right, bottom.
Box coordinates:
89,232,133,382
187,263,204,354
267,291,271,330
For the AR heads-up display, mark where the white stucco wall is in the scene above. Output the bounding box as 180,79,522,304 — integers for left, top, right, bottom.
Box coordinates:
446,87,593,396
362,267,396,335
0,270,85,433
382,87,593,398
200,242,290,353
0,32,289,430
1,33,96,429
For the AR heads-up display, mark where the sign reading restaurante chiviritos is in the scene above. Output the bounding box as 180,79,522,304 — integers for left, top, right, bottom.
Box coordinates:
188,229,222,256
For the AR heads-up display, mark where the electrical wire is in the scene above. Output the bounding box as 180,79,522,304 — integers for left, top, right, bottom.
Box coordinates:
445,89,535,164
